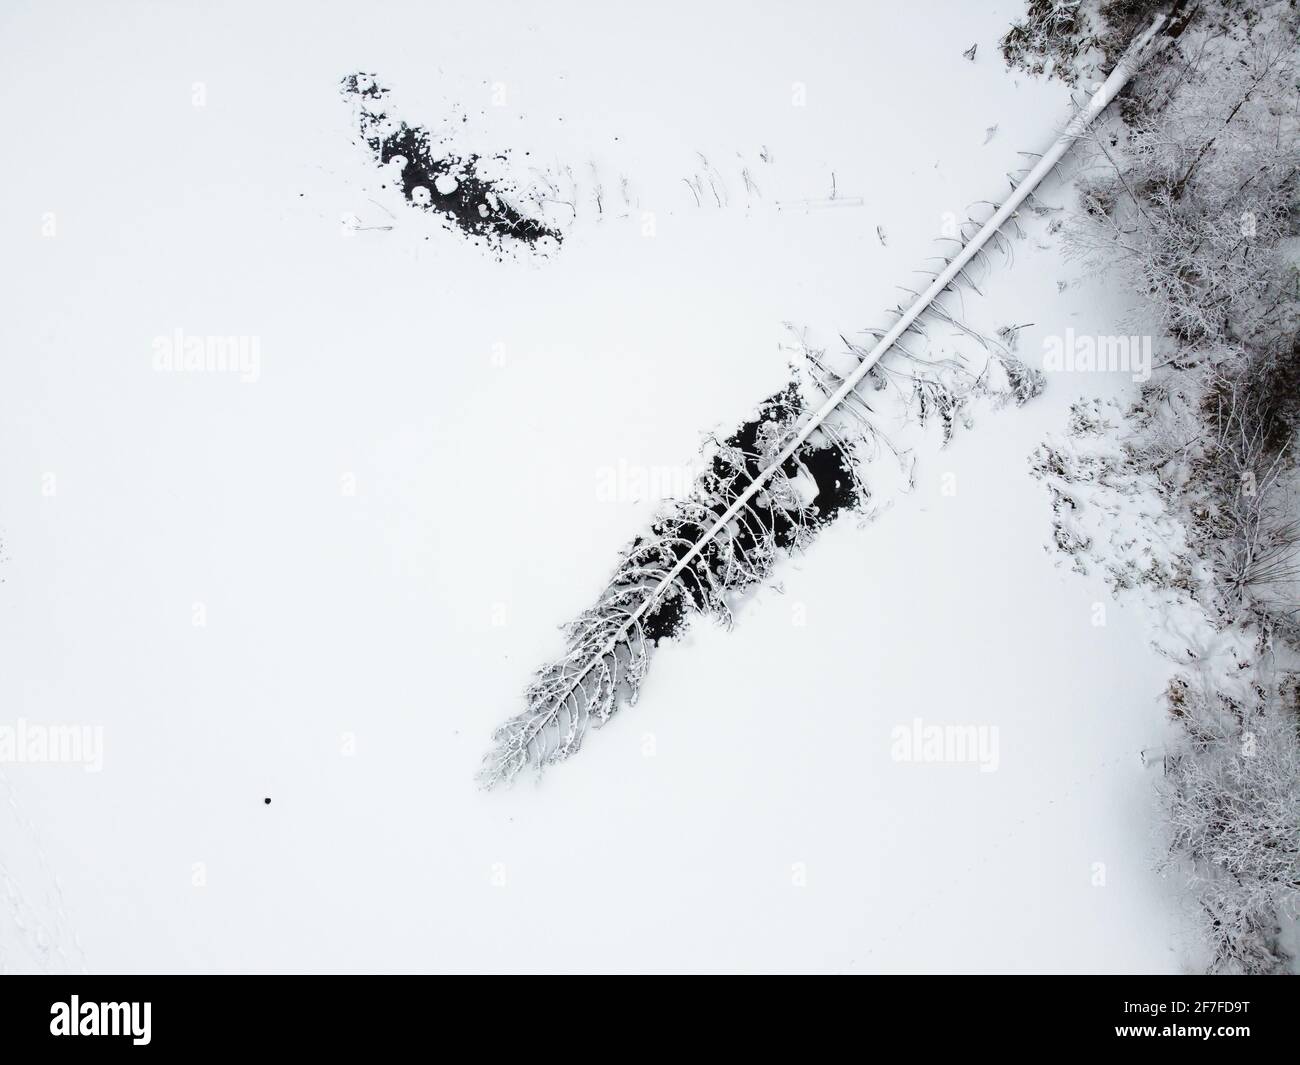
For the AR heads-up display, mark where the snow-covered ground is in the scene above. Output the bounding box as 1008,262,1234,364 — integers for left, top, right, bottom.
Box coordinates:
0,0,1196,972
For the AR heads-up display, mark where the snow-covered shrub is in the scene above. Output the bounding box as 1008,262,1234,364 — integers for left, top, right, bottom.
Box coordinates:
1001,0,1094,83
1199,345,1300,606
1034,0,1300,969
994,351,1047,407
1066,6,1299,348
1162,680,1300,973
1064,0,1300,611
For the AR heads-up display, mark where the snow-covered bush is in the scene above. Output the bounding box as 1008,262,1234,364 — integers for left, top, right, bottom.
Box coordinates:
1068,19,1298,347
1035,0,1300,970
1001,0,1094,83
1065,0,1300,613
1162,680,1300,973
1200,345,1300,606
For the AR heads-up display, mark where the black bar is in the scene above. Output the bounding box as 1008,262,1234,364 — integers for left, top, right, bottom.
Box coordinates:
2,975,1290,1052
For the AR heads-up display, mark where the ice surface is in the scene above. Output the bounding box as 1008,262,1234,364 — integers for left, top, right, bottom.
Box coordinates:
0,0,1192,972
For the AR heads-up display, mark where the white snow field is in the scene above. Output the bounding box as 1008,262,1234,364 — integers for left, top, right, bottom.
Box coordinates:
0,0,1196,972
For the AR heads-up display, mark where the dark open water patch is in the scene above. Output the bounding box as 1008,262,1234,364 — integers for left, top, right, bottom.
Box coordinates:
637,383,864,644
341,73,561,254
